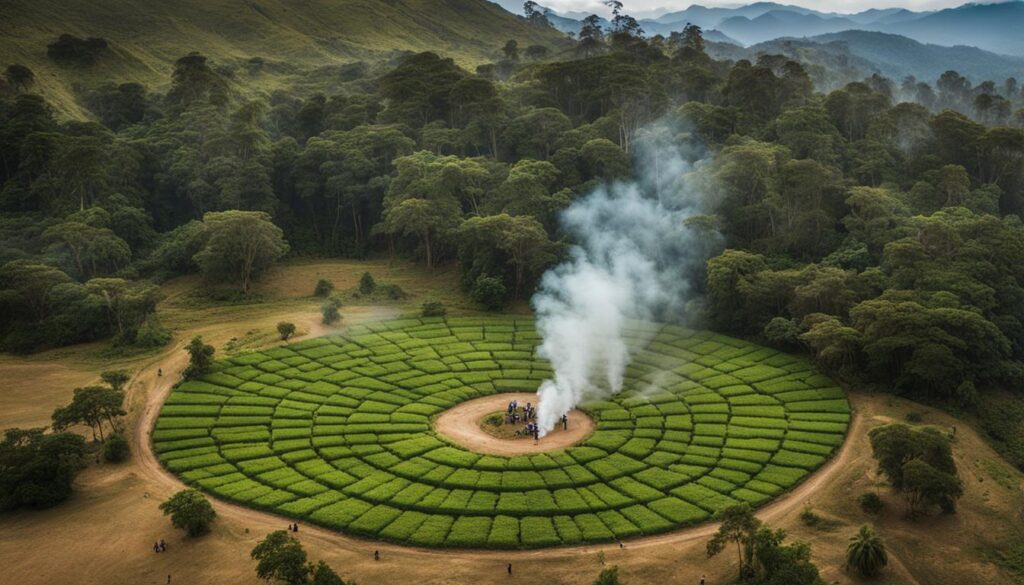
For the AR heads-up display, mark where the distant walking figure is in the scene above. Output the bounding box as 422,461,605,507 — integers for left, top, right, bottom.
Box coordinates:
294,523,299,532
159,539,166,552
374,550,379,561
158,368,162,376
153,542,160,553
507,563,512,575
167,575,171,584
562,414,568,430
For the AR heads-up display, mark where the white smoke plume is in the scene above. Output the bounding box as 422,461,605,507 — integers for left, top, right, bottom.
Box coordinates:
532,123,715,436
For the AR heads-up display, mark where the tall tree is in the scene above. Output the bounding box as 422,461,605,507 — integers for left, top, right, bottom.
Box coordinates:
193,210,289,294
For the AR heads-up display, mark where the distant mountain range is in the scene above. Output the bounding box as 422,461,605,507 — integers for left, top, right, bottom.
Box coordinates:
1,0,568,117
502,1,1024,57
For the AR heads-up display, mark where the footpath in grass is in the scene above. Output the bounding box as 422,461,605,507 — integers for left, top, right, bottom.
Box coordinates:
154,316,850,549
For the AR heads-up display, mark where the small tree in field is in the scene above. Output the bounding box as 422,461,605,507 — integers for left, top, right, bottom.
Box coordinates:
321,300,341,325
160,489,216,536
314,279,334,297
421,299,446,317
252,530,310,584
184,335,215,379
100,369,131,393
707,504,761,580
251,530,351,585
359,272,376,295
51,385,126,442
103,432,130,462
277,322,296,341
193,210,289,294
846,524,888,577
471,275,507,311
593,565,623,585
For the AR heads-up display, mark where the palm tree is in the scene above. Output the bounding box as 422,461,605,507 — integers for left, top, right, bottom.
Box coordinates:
846,524,888,578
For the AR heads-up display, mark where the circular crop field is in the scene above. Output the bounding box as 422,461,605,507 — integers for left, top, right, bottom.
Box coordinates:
153,317,850,549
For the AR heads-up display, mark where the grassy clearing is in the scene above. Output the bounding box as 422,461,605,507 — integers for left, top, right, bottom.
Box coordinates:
154,316,849,549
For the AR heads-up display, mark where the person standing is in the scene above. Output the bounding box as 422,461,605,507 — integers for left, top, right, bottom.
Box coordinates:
507,563,512,575
374,550,379,561
700,575,706,585
562,414,568,430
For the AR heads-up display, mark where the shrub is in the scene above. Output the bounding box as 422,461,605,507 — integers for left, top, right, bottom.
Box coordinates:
103,433,130,463
380,283,407,300
159,489,216,536
321,300,341,325
183,336,215,380
277,322,296,341
858,492,884,514
421,300,446,317
314,279,335,298
134,319,172,348
359,272,376,295
471,275,507,311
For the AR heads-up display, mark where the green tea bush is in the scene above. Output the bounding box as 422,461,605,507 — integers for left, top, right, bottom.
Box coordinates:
154,317,848,549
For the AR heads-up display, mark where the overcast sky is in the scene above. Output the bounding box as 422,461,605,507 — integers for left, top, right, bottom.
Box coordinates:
543,0,977,16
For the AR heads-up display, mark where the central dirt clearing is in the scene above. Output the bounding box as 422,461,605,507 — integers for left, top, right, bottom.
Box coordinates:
436,393,595,454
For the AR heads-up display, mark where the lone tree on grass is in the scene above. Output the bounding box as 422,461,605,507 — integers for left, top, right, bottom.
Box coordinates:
184,335,215,379
103,432,130,463
707,504,761,579
845,524,888,578
51,385,126,442
251,530,351,585
193,210,289,295
100,369,131,393
160,489,216,536
277,321,296,341
593,565,623,585
358,272,376,295
321,299,341,325
314,278,334,297
868,423,963,517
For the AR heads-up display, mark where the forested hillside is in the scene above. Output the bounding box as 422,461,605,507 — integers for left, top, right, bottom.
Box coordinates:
0,0,569,116
3,16,1024,467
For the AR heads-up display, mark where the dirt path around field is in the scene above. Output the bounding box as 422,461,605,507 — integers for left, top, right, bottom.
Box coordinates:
130,340,866,558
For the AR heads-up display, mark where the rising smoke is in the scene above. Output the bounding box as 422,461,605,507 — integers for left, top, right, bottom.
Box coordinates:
532,123,717,436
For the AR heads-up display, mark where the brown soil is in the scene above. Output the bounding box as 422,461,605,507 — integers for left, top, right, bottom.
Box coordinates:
434,393,595,455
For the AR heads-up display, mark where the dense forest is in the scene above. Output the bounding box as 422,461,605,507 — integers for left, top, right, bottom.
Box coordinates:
2,13,1024,464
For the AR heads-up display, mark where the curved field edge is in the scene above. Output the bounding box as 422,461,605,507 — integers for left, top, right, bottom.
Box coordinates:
151,316,851,549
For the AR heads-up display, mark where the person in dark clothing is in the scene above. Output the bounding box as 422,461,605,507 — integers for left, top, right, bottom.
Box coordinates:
374,550,380,561
562,414,568,430
153,542,160,553
294,523,299,532
159,539,166,552
700,575,706,585
507,563,512,575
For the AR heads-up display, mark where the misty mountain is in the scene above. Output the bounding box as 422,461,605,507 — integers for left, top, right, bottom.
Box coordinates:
519,1,1024,57
886,1,1024,56
801,30,1024,83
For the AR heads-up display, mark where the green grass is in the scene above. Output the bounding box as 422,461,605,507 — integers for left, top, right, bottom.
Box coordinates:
154,316,848,549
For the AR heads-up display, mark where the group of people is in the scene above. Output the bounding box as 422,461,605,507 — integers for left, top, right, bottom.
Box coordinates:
152,539,167,553
505,399,543,442
503,400,571,442
505,399,535,424
288,522,300,532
